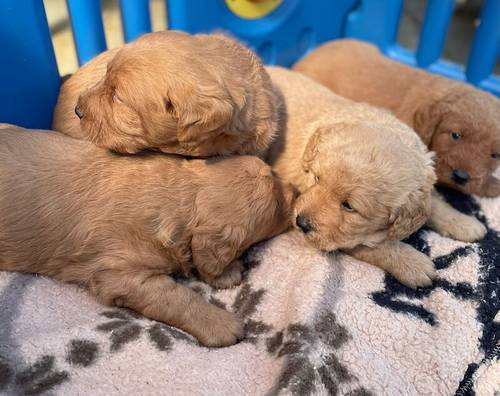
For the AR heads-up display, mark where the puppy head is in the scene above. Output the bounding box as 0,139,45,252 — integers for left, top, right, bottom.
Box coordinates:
414,84,500,197
295,122,435,251
75,31,277,156
191,156,296,274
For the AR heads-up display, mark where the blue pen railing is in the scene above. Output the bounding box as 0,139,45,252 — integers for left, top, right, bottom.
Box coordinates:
0,0,498,129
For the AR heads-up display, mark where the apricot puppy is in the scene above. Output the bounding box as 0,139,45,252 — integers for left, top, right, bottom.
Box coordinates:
294,39,495,241
53,30,278,157
267,67,436,288
0,126,294,347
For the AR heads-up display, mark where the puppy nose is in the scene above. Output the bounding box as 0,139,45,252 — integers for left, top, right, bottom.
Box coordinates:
296,215,313,234
452,169,470,185
74,104,83,119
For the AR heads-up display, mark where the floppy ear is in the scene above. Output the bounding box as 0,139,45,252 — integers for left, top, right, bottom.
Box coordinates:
387,192,430,240
302,127,325,172
481,176,500,197
413,100,448,145
172,82,236,148
191,224,246,280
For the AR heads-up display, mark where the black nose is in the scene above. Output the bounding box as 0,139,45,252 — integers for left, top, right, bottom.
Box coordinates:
452,169,470,185
296,215,313,234
75,104,83,119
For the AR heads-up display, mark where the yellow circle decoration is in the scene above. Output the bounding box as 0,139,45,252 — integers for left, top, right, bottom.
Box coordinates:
225,0,284,20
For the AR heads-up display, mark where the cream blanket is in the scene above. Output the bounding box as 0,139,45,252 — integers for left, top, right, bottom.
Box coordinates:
0,188,498,395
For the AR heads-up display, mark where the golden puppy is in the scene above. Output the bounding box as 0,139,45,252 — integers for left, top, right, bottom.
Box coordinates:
266,67,436,288
0,126,294,347
53,30,278,157
294,39,495,241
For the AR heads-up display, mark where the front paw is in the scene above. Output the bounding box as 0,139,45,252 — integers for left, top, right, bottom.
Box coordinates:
390,250,436,289
197,309,245,347
203,260,244,289
434,213,486,242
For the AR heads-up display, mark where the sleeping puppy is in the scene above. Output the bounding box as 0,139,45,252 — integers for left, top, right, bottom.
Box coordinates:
294,39,496,241
266,67,436,288
53,30,278,157
0,126,294,347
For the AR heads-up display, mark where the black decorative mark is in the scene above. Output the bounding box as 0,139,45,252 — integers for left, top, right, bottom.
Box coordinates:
66,339,99,367
268,312,372,395
148,323,173,352
372,230,479,325
371,188,499,395
97,310,143,351
240,241,264,271
266,331,284,354
96,309,195,353
0,355,69,395
0,356,13,391
455,363,478,396
346,388,376,396
232,284,266,318
14,355,69,396
244,319,272,344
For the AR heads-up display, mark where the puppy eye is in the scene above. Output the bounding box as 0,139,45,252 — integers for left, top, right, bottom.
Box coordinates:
451,131,461,141
492,152,500,160
341,201,354,212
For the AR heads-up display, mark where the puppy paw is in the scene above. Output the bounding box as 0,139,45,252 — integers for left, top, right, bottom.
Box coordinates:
434,213,486,242
391,250,436,289
197,309,244,348
204,260,244,289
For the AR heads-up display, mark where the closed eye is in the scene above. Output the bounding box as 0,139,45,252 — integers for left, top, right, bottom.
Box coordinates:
341,201,354,212
113,92,124,104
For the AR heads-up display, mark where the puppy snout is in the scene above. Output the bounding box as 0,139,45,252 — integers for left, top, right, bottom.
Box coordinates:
452,169,470,185
296,215,313,234
75,104,84,119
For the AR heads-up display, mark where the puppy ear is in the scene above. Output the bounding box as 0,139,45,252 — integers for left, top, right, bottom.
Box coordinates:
191,224,246,280
481,176,500,197
388,158,435,240
387,194,429,240
173,83,236,148
302,127,325,172
413,100,447,145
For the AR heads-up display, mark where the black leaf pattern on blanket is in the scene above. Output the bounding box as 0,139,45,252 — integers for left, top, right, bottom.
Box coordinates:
66,339,99,367
267,312,373,395
96,308,197,352
0,354,69,395
371,187,500,395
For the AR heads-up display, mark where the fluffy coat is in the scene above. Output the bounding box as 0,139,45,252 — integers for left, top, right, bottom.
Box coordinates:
53,31,278,157
294,39,497,242
266,67,437,288
0,125,295,347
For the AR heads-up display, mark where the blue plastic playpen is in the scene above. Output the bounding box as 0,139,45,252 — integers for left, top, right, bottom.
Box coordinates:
0,0,499,130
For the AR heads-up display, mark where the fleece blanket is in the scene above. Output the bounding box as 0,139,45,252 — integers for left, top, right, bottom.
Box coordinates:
0,185,499,396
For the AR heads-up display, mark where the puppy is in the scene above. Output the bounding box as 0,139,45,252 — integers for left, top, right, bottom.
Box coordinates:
294,39,494,241
266,67,436,288
0,126,294,347
53,30,278,157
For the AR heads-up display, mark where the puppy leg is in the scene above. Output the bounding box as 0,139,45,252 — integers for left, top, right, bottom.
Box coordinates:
427,192,486,242
201,260,244,289
345,241,436,289
91,269,244,347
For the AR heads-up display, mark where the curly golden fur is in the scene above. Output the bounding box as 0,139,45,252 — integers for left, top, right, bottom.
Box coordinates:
294,39,500,197
0,126,295,347
53,31,278,157
266,67,437,288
